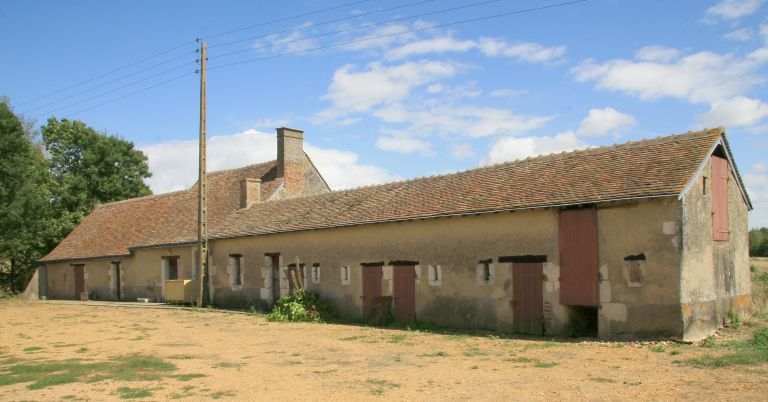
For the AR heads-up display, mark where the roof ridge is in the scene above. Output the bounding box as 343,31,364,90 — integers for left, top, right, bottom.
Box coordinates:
206,159,276,177
97,188,191,207
252,128,723,207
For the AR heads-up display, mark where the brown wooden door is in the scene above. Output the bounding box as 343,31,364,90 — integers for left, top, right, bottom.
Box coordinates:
559,208,599,306
73,265,85,299
271,255,281,303
512,262,544,335
115,264,121,301
393,265,416,322
362,266,382,318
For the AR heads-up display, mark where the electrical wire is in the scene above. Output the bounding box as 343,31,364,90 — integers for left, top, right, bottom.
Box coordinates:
15,41,194,108
61,72,195,118
206,0,436,50
34,62,194,119
208,0,588,71
203,0,373,40
21,51,195,115
207,0,507,60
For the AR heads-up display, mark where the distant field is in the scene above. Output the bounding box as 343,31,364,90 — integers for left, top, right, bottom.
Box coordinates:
752,257,768,316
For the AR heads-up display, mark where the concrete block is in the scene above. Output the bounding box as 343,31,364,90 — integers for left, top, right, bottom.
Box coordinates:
599,281,612,303
600,303,627,322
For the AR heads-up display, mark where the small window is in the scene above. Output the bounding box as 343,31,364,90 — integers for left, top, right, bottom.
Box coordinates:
340,266,351,285
166,257,179,280
476,259,493,285
311,264,321,284
702,176,708,195
229,254,242,287
428,265,442,286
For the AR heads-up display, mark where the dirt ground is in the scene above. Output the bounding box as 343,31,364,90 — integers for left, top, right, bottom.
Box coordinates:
0,300,766,401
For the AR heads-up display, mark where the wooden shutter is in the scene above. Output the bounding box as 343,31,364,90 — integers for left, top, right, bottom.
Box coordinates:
559,208,599,306
711,155,730,242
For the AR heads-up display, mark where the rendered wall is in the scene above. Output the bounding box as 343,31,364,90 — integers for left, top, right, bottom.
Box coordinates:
681,155,751,341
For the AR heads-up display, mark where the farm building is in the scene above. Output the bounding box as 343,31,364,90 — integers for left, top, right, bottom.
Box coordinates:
34,127,752,340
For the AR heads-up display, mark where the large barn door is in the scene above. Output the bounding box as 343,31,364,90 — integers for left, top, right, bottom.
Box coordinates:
393,265,416,323
559,208,599,306
362,266,382,319
513,262,544,335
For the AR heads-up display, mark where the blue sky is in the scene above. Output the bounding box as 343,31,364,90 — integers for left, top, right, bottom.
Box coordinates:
1,0,767,227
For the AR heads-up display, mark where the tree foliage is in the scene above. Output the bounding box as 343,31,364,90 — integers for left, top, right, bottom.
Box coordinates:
0,100,58,291
0,101,152,292
751,227,768,257
42,118,152,234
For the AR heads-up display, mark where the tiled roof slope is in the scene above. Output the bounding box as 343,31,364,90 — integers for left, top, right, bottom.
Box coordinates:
211,129,727,239
41,161,279,262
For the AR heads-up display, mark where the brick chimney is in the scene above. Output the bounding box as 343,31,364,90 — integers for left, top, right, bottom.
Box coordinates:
276,127,305,197
240,178,261,209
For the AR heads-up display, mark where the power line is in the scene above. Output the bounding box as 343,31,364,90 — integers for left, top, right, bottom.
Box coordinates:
21,51,196,115
208,0,507,61
15,41,194,108
208,0,588,71
16,1,373,110
34,62,194,119
203,0,374,40
206,0,436,50
60,72,195,118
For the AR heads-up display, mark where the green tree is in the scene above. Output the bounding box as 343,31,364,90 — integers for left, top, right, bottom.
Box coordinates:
41,118,152,234
750,228,765,256
0,100,58,291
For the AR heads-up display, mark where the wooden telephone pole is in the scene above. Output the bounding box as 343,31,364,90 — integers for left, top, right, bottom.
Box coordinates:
196,41,208,307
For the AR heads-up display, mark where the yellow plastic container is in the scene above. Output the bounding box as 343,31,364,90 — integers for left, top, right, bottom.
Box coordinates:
165,279,198,303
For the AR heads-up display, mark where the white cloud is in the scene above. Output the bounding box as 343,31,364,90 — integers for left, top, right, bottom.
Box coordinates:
140,129,398,193
254,21,320,54
482,131,587,165
318,60,462,117
490,88,528,97
374,102,553,137
573,49,767,104
635,45,680,63
385,36,476,60
385,35,566,63
745,162,768,228
477,38,566,63
450,143,475,159
577,107,637,136
697,96,768,127
706,0,763,20
375,135,434,156
723,28,753,41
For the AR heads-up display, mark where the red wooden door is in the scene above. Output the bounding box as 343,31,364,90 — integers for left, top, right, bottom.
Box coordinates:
73,265,85,299
711,155,730,241
393,265,416,322
559,208,599,306
513,262,544,335
362,266,382,319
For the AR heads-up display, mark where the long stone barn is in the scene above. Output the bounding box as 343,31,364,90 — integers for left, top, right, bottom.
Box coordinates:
33,127,752,341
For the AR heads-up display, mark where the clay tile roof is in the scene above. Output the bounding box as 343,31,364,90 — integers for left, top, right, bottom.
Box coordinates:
41,161,278,262
210,128,735,239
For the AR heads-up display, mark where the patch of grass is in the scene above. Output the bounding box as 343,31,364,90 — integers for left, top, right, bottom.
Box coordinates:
670,350,681,356
22,346,43,353
699,335,718,348
209,390,236,399
313,369,338,375
506,356,558,368
170,385,196,399
130,335,146,341
520,341,559,352
445,334,470,340
470,365,479,369
364,378,400,395
463,347,487,357
290,352,301,357
284,360,303,365
173,373,206,381
623,380,642,386
116,387,153,399
650,346,666,353
52,343,78,348
213,361,245,369
728,312,742,328
340,336,363,341
533,361,558,368
678,326,768,368
75,347,88,354
389,334,408,343
591,377,616,383
167,354,195,360
0,354,178,390
418,351,449,357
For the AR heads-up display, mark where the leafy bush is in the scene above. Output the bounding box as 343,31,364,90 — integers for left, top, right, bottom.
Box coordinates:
753,326,768,349
267,290,333,323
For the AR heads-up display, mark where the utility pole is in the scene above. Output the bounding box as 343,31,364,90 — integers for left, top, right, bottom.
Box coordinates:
196,40,208,307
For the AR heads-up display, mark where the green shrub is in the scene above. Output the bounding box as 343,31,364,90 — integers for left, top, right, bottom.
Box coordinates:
266,290,333,323
753,326,768,349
